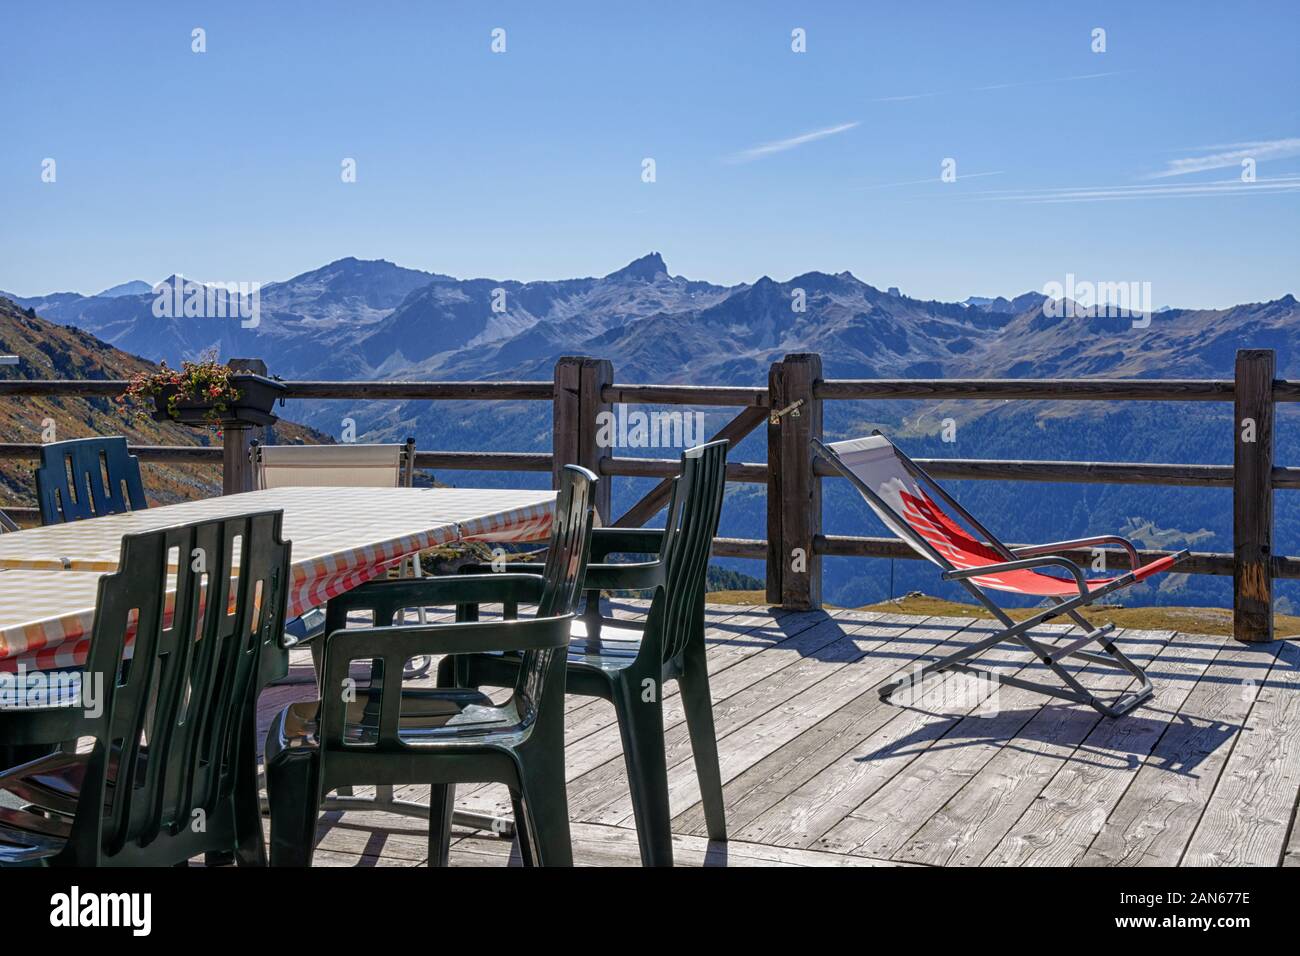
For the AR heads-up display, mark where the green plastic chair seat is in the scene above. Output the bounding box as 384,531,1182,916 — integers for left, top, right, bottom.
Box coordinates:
478,619,648,673
270,688,532,751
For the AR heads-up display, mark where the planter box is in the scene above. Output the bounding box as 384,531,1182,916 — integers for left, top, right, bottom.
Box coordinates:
151,374,287,428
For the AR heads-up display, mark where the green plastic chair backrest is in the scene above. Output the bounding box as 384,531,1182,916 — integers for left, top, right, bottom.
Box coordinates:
65,510,290,865
318,464,596,741
515,463,596,722
36,436,148,525
656,440,729,662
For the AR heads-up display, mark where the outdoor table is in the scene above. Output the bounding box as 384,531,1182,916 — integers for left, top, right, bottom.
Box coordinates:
0,486,556,837
0,486,554,674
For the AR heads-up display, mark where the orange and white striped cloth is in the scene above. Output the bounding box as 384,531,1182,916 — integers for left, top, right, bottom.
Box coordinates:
0,486,554,673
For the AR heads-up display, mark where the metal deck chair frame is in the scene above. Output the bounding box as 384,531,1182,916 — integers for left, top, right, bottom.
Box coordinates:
814,432,1188,718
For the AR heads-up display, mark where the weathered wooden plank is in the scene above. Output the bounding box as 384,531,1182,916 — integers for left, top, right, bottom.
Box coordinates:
598,616,988,828
1182,640,1300,865
814,378,1234,402
975,632,1215,866
756,623,1078,852
280,381,552,401
558,612,887,783
600,384,769,408
432,606,827,814
414,451,552,472
815,457,1235,488
1233,349,1275,642
897,630,1175,866
815,534,1238,577
767,353,823,608
673,616,986,838
602,456,766,482
557,613,923,824
447,821,902,867
1078,635,1274,867
310,848,426,867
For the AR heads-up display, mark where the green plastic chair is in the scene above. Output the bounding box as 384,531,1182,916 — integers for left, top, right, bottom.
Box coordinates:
263,464,597,867
36,436,148,525
444,440,730,866
0,510,291,866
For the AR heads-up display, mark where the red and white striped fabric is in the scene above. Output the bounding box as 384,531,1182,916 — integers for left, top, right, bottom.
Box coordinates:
0,486,554,673
827,435,1177,596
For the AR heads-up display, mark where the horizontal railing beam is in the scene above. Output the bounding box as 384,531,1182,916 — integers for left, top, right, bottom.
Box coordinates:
813,534,1300,579
280,381,552,401
0,442,222,462
0,380,126,396
413,451,552,472
601,384,769,407
9,378,1300,405
815,379,1235,402
601,456,767,483
711,537,767,560
815,456,1238,487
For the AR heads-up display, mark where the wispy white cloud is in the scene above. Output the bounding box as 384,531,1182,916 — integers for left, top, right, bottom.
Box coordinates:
959,176,1300,204
860,171,1004,190
1147,138,1300,178
872,70,1128,103
725,121,859,163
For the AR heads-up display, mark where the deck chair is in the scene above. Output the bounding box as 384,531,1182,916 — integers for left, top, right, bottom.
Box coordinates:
35,436,147,525
252,440,416,491
814,432,1188,718
252,439,426,671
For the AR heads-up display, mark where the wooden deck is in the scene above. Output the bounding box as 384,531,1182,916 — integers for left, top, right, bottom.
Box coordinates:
255,601,1300,867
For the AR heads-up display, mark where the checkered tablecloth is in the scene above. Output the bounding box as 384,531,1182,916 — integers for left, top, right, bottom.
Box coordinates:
0,486,554,673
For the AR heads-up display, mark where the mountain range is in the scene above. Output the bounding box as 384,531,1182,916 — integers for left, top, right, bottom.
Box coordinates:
0,298,325,513
4,255,1297,610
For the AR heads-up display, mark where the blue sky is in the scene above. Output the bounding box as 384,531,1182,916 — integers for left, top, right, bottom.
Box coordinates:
2,1,1297,307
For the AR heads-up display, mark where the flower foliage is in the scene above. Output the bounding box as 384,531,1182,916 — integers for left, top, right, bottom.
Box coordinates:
118,349,242,434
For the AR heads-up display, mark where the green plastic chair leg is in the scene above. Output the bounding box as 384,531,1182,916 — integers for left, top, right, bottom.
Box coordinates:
612,676,673,867
267,750,321,867
516,764,573,866
428,784,455,866
435,654,456,687
510,792,534,867
678,639,727,843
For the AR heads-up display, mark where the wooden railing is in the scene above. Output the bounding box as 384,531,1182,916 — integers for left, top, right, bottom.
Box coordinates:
1,349,1295,644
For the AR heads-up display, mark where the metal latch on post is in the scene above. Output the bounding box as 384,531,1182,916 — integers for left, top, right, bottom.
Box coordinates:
769,399,804,425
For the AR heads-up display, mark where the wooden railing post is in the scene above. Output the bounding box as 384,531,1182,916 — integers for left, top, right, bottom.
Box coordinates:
1233,349,1275,643
553,356,613,523
222,358,266,495
766,353,823,609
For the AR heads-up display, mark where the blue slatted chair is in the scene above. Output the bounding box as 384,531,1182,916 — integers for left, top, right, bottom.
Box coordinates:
36,437,147,525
